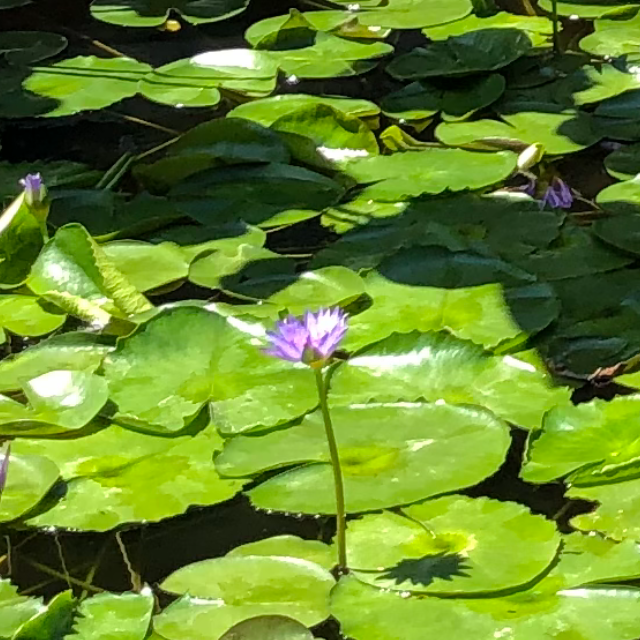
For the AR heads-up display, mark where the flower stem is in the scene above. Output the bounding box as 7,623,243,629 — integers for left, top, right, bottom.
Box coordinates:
551,0,560,54
314,368,347,573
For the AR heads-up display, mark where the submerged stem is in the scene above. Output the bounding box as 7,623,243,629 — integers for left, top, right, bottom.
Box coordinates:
314,368,347,573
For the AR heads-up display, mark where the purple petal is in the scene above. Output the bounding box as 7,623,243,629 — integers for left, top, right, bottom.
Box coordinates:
0,443,10,498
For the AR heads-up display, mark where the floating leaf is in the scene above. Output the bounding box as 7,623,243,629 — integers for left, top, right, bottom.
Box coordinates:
228,93,379,126
23,56,151,117
0,579,43,638
90,0,249,27
155,556,334,640
219,616,313,640
344,149,516,200
0,370,108,436
138,50,278,108
597,175,640,214
102,307,317,434
0,294,66,339
0,452,59,523
217,402,510,514
65,591,153,640
330,331,571,430
593,214,640,255
557,64,640,106
357,0,473,29
382,75,505,123
347,496,559,594
0,31,67,66
538,0,639,18
387,29,531,79
13,591,76,640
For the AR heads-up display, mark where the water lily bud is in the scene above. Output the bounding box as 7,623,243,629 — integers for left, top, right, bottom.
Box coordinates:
517,143,545,172
0,442,10,503
19,173,49,218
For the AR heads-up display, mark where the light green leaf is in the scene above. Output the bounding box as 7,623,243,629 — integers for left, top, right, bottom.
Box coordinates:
13,591,76,640
65,591,154,640
348,496,560,594
330,332,571,430
0,579,43,638
357,0,473,29
217,402,510,514
538,0,639,18
90,0,249,26
155,556,334,640
0,294,66,338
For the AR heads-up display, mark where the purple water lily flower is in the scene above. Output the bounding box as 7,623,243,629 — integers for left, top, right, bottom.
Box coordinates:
266,307,348,367
521,176,573,210
0,443,10,502
19,173,47,209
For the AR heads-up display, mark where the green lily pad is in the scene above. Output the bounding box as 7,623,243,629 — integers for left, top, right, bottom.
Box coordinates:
424,12,552,46
0,452,60,523
346,272,558,352
330,331,571,430
597,175,640,214
0,579,43,638
219,616,313,640
23,56,151,117
155,556,334,640
0,31,67,66
436,106,600,155
596,88,640,121
0,331,112,391
217,402,510,514
557,64,640,106
102,306,317,434
25,425,243,531
388,29,531,79
604,142,640,180
593,214,640,255
13,591,76,640
170,163,345,228
357,0,473,29
0,294,66,338
227,536,335,571
228,94,379,126
538,0,639,18
269,104,379,169
138,50,278,108
0,370,108,436
102,241,189,292
344,149,517,200
331,570,640,640
66,591,154,640
580,24,640,63
90,0,249,26
347,496,560,594
27,223,152,326
523,396,640,484
0,195,45,288
382,75,505,123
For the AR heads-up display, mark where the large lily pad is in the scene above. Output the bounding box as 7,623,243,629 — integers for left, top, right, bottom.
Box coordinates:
23,424,243,531
138,50,278,108
387,29,531,79
155,556,334,640
343,149,517,200
357,0,473,29
170,163,345,228
557,64,640,106
347,496,559,594
90,0,249,26
330,331,571,430
102,306,317,434
436,106,600,155
216,402,510,514
538,0,639,18
23,56,151,117
382,75,505,123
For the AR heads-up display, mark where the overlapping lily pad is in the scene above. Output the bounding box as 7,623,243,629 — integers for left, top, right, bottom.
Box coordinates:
330,331,571,430
102,306,317,434
343,148,517,200
0,579,43,638
155,556,334,640
387,29,531,79
216,402,510,514
538,0,639,18
0,31,67,66
347,496,560,594
356,0,473,29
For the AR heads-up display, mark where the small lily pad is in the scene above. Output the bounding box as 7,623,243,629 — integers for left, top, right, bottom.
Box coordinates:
0,295,66,338
604,142,640,180
220,616,313,640
155,556,334,640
